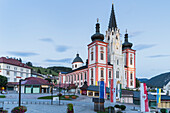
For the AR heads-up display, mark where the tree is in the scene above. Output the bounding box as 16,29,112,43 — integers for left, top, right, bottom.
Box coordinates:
49,70,52,74
26,62,33,67
136,78,140,88
19,58,22,63
0,75,7,88
37,69,41,74
45,78,52,83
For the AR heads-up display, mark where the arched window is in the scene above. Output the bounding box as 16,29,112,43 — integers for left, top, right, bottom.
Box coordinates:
109,69,111,78
75,64,77,68
130,54,133,65
101,52,104,60
116,71,119,78
117,59,119,65
91,48,94,61
101,68,104,77
78,74,79,80
130,72,133,79
81,73,83,80
74,75,76,81
91,69,93,78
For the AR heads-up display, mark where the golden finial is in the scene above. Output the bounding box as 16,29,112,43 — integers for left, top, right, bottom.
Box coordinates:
97,18,99,23
112,0,114,5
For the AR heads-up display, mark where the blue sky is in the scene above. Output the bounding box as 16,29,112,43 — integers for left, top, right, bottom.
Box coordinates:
0,0,170,79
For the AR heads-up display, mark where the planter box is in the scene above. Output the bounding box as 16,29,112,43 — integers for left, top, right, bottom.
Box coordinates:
71,96,76,99
65,96,70,99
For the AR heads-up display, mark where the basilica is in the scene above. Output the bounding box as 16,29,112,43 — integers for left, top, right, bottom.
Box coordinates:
59,4,136,89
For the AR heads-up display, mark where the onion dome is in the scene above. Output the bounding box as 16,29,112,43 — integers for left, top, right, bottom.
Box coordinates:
72,53,83,64
122,31,133,50
91,19,104,42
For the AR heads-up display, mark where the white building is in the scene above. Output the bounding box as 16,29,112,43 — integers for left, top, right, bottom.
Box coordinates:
0,57,31,83
163,81,170,96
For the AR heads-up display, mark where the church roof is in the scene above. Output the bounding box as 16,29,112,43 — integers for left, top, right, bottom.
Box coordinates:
72,53,83,64
108,3,117,30
122,32,133,50
91,19,104,42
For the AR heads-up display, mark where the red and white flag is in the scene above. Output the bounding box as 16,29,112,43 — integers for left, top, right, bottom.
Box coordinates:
110,79,116,103
140,83,149,112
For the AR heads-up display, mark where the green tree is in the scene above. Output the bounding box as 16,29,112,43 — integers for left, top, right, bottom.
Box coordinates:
49,70,52,74
37,69,41,74
19,58,22,63
136,78,140,88
45,78,52,83
26,62,33,67
0,75,7,87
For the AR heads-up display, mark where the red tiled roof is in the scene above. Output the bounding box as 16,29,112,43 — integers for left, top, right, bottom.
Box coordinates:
0,57,31,69
21,77,51,85
7,82,19,85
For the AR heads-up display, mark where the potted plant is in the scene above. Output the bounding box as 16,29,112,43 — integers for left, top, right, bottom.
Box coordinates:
11,106,27,113
67,103,74,113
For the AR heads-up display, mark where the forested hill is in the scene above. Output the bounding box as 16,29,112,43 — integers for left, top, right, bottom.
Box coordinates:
146,72,170,88
47,66,72,73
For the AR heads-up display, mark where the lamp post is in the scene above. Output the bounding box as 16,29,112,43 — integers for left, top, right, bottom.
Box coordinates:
51,82,53,105
19,79,24,107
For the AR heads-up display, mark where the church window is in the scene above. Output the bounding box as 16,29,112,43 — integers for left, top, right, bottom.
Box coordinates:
91,69,93,78
116,71,119,78
125,72,127,79
81,73,83,80
85,72,87,80
101,51,104,60
116,36,118,40
72,65,74,68
130,54,133,65
91,52,94,61
108,36,110,40
131,81,133,86
112,32,114,35
101,68,104,77
130,73,133,79
91,79,93,85
109,69,111,78
6,70,10,75
78,74,79,80
117,59,119,65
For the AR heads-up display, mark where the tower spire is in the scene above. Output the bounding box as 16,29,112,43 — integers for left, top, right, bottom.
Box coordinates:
108,3,117,30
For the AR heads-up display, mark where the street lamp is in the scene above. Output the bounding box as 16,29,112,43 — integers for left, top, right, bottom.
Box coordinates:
51,81,53,105
19,79,24,107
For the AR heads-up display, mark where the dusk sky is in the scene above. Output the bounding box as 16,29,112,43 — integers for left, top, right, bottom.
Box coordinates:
0,0,170,79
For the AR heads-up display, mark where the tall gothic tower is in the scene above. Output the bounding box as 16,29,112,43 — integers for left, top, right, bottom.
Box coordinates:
105,4,126,88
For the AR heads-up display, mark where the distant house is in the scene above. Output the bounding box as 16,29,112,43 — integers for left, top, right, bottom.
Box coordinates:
0,57,31,83
19,77,51,93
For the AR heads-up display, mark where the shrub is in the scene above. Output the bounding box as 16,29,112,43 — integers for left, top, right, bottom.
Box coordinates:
106,106,115,113
120,105,126,110
114,104,120,108
160,108,167,113
117,111,122,113
57,93,62,97
11,106,27,113
67,103,74,113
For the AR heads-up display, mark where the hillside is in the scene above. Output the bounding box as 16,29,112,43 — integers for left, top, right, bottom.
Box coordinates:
146,72,170,88
31,66,72,76
138,78,148,83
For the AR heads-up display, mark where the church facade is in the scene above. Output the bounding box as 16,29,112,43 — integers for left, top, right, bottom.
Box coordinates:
59,4,136,89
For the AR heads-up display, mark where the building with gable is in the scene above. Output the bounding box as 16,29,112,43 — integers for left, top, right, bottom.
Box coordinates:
59,3,136,90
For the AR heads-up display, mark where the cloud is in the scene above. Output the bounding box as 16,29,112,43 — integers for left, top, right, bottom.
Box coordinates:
39,38,53,42
45,58,72,64
129,31,144,38
8,51,39,57
56,45,70,52
134,44,156,51
148,55,170,58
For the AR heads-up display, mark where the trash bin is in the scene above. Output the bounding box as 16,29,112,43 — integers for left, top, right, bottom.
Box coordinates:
92,98,105,112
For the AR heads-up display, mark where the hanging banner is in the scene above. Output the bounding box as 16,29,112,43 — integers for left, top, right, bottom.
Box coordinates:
113,79,116,103
140,83,149,112
110,79,113,102
99,81,105,99
157,88,161,104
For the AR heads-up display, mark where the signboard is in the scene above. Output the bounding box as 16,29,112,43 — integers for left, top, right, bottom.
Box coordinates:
140,83,149,112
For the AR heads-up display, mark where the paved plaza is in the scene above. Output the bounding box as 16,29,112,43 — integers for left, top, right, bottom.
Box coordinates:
0,93,159,113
